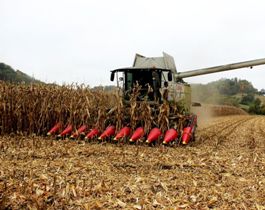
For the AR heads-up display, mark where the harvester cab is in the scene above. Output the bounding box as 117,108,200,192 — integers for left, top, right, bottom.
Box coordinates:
110,52,193,112
111,67,172,102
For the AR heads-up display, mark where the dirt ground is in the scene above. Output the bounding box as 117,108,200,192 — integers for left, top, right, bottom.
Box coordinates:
0,115,265,209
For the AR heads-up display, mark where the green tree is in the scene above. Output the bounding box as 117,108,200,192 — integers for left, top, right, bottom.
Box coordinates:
241,93,255,105
249,98,262,114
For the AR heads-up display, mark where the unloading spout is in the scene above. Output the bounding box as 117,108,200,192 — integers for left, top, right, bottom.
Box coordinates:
175,58,265,79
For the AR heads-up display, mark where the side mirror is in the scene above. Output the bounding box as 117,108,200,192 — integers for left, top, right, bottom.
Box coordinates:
168,72,172,81
110,72,115,81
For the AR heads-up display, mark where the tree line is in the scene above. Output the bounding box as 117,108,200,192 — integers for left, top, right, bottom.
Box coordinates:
0,63,41,84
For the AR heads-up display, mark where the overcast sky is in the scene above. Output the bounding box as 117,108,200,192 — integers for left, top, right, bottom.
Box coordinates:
1,0,265,89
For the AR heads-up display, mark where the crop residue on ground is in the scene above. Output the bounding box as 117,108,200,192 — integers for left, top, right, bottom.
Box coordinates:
0,115,265,209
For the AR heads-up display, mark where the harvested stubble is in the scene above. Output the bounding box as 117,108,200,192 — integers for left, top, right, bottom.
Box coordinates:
0,114,265,209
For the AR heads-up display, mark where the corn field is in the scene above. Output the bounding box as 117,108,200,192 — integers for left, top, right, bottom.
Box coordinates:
0,82,185,136
0,82,110,135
